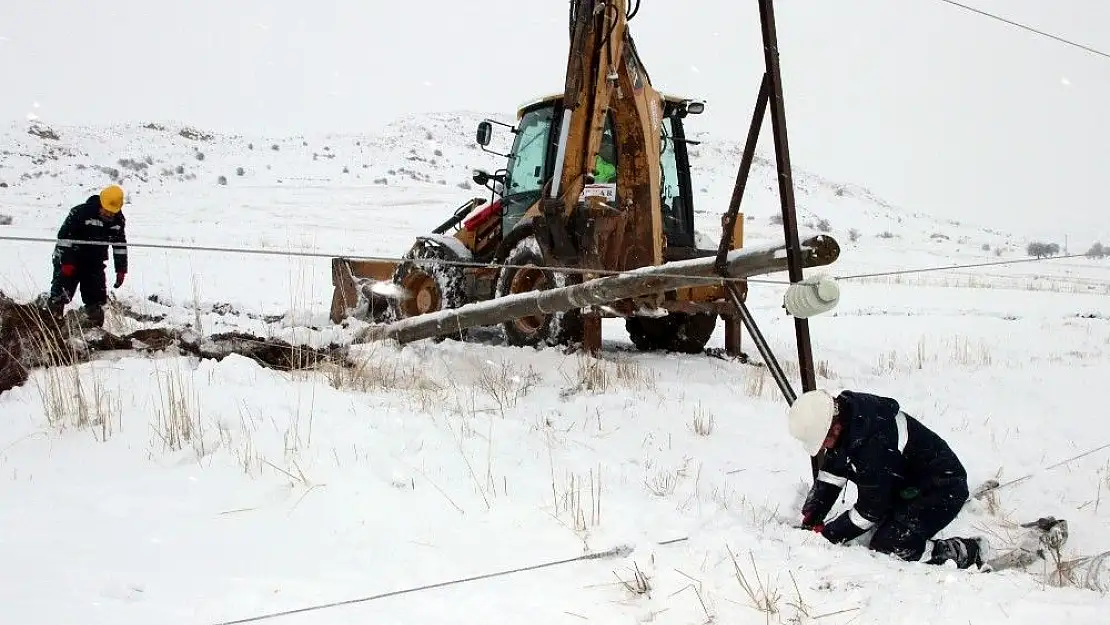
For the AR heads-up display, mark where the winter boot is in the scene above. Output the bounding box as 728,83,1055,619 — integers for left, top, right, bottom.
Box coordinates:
43,299,68,332
926,536,988,569
84,305,105,328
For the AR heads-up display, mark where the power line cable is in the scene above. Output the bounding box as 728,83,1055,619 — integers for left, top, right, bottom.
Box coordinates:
0,233,792,285
211,543,638,625
0,233,1097,287
835,251,1093,280
934,0,1110,61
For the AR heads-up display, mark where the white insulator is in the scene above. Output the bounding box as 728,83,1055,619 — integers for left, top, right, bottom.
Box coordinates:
783,274,840,318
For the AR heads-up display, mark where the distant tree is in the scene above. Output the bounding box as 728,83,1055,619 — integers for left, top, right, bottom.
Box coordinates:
1026,241,1061,258
1087,242,1106,259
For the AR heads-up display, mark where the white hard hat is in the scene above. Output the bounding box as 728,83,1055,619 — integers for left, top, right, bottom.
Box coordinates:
787,389,837,455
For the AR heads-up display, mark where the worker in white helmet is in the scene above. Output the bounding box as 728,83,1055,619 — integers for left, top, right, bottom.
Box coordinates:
787,389,988,569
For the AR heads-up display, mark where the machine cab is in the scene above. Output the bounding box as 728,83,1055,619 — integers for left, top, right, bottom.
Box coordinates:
477,93,704,257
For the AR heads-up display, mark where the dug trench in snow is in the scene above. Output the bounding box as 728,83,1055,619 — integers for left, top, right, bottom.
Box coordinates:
0,291,349,395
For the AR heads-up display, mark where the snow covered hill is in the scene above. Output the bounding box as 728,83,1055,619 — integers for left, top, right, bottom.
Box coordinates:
4,114,1105,305
1,115,1109,625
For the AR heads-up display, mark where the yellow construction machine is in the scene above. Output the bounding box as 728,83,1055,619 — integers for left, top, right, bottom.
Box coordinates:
331,0,842,405
330,87,746,355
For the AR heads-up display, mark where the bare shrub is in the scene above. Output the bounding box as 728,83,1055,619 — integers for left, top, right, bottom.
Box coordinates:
474,358,541,418
179,127,214,141
28,122,60,141
848,228,860,243
117,158,149,172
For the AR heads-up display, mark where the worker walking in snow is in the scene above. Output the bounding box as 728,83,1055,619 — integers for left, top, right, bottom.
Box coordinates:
46,185,128,327
787,389,989,569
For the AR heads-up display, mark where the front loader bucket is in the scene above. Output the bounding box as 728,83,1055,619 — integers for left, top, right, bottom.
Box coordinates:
329,257,401,324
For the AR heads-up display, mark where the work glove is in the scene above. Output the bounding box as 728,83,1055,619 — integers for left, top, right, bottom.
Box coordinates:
60,263,76,277
799,512,825,533
796,520,825,534
114,272,126,289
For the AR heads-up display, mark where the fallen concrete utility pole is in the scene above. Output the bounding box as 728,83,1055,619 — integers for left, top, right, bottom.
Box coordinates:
357,233,840,345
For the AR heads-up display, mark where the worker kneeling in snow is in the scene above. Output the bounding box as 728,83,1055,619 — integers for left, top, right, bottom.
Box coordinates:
788,389,988,569
46,185,128,327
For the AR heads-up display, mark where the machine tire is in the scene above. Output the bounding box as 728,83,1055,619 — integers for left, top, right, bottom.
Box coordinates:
625,312,718,354
494,235,584,348
389,238,470,338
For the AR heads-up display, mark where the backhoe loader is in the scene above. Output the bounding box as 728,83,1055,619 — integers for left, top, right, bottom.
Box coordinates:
333,0,840,360
330,0,753,355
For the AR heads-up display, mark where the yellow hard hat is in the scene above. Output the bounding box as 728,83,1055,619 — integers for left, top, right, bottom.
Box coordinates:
99,185,125,214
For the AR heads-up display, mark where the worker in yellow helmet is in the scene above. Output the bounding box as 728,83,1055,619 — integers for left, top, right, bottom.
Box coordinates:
46,185,129,327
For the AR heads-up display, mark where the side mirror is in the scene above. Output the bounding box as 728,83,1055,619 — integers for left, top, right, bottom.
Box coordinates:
472,169,491,186
678,100,705,117
476,121,493,146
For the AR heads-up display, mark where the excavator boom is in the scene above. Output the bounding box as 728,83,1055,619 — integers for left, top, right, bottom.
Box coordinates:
535,0,665,273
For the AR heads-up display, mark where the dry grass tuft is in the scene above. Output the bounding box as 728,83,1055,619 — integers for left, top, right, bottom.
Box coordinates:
743,357,836,399
474,358,541,418
613,561,653,599
691,402,715,437
876,335,994,374
559,352,656,397
1048,550,1110,593
645,458,692,498
11,305,123,441
552,466,603,534
150,359,205,456
321,345,446,413
727,547,782,620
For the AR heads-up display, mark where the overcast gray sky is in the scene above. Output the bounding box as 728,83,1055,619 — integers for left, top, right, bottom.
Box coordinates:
2,0,1107,242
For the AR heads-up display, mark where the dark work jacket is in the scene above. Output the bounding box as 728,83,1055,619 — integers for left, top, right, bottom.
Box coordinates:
802,390,968,544
53,195,128,273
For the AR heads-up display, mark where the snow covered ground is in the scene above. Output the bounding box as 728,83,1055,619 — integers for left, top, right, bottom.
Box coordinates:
1,117,1109,625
